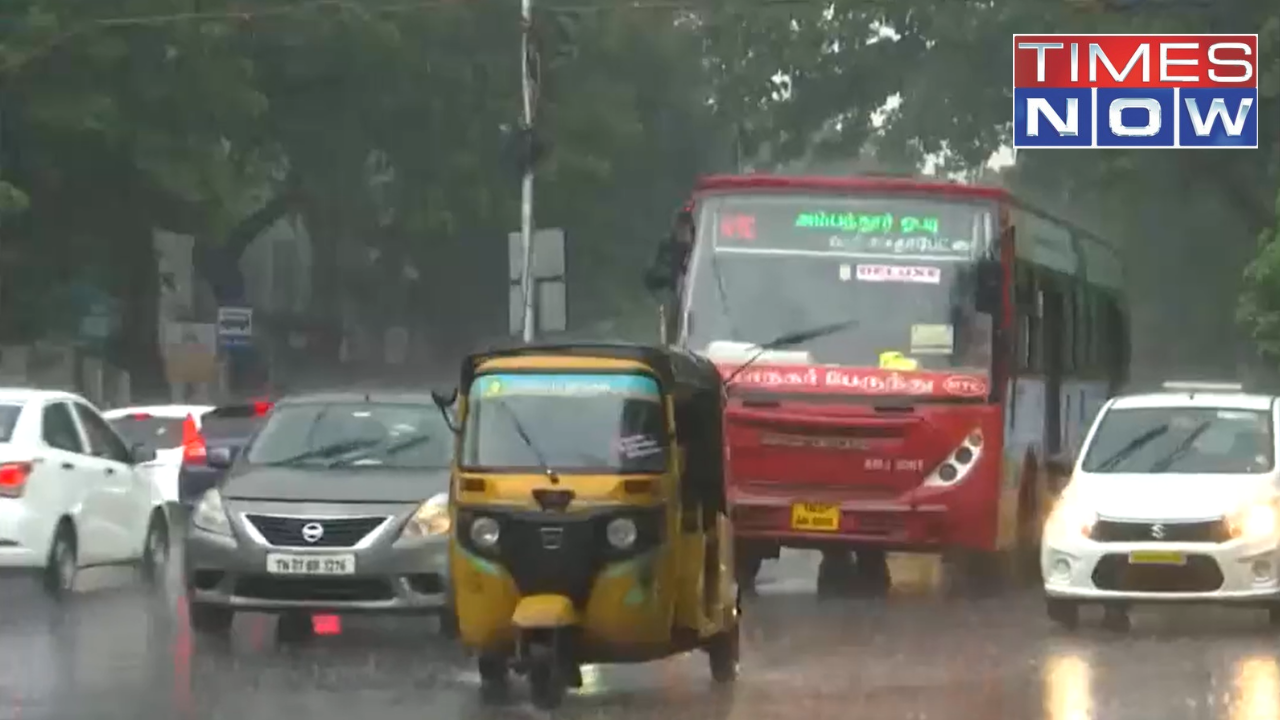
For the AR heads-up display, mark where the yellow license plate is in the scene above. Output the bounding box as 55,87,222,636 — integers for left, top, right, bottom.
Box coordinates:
791,503,841,532
1128,550,1186,566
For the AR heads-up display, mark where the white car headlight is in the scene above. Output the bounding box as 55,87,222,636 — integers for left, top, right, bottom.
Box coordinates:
401,493,451,539
606,517,638,550
1046,496,1097,541
192,489,231,536
1230,502,1279,540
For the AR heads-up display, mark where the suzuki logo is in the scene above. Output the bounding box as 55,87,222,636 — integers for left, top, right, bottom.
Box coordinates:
301,522,325,544
1151,523,1166,540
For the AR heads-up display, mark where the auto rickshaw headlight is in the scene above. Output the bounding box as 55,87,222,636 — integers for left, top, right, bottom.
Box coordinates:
470,516,501,548
606,517,638,550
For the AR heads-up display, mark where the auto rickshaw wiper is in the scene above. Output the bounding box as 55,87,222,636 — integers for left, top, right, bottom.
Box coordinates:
722,317,860,387
492,398,557,479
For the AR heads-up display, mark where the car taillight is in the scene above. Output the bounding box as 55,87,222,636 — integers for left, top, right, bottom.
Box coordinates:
0,462,33,499
252,401,273,416
181,414,207,465
131,412,152,420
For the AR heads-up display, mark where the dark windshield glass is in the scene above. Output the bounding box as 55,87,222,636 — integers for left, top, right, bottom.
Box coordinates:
462,373,667,473
201,405,267,442
246,402,450,468
0,404,21,442
108,416,185,452
1081,407,1274,474
685,193,996,372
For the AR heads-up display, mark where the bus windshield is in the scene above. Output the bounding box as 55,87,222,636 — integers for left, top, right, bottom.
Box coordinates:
684,193,998,375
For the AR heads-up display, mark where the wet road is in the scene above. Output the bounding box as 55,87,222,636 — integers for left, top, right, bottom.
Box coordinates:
3,551,1280,720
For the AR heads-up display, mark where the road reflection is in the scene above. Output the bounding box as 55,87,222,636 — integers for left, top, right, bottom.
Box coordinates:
1230,656,1278,720
1043,649,1093,720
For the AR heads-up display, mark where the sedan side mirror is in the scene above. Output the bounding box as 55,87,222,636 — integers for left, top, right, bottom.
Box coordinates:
130,443,157,464
207,446,238,470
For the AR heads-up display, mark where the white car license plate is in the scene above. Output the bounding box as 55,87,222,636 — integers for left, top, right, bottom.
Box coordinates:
266,553,356,575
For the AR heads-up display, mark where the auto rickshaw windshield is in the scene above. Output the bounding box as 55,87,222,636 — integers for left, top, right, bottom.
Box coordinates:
461,372,669,474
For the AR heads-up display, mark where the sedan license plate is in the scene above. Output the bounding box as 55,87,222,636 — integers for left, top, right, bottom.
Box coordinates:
266,553,356,575
1128,550,1186,566
791,503,841,532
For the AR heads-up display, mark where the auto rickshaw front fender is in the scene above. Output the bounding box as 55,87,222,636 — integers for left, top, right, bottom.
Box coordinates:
512,595,578,629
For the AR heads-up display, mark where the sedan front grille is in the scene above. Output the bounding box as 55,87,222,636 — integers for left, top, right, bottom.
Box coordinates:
244,514,388,548
1091,518,1229,543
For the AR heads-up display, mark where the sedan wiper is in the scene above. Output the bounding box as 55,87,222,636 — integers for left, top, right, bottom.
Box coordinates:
268,438,381,467
327,433,435,467
1150,421,1212,473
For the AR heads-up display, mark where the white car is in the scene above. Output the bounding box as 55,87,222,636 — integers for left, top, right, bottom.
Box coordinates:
1042,381,1280,631
104,404,214,506
0,389,171,598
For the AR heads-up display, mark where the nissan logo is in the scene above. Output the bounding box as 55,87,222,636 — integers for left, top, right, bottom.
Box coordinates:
1151,523,1165,540
301,522,325,544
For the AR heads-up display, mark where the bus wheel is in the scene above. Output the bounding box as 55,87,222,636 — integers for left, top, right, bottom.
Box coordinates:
816,550,859,597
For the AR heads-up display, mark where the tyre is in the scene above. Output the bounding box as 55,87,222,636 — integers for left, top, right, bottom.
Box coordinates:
528,661,566,710
706,622,740,684
477,656,509,702
735,553,763,594
139,511,170,586
438,607,460,639
42,523,77,601
1101,605,1131,633
1046,598,1080,630
189,601,234,635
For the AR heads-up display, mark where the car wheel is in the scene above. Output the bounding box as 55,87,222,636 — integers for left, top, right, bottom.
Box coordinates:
139,511,170,586
1046,598,1080,630
189,601,234,635
42,523,77,601
706,621,740,684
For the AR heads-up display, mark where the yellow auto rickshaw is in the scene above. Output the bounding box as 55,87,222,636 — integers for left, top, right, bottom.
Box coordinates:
431,342,740,708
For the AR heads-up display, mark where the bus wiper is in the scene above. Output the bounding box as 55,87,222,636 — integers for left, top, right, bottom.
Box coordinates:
722,318,860,387
492,398,557,479
1150,421,1212,473
1093,425,1169,472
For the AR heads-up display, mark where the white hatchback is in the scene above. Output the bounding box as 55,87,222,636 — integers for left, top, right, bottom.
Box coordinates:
1043,382,1280,631
0,389,171,598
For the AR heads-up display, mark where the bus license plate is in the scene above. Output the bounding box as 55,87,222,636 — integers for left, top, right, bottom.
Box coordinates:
791,503,841,532
1128,550,1186,566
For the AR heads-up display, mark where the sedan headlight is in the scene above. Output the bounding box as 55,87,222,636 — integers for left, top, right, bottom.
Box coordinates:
192,489,231,536
401,493,451,539
1046,495,1096,540
1229,502,1279,540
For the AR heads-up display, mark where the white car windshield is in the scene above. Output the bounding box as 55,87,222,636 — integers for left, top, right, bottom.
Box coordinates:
1081,407,1274,475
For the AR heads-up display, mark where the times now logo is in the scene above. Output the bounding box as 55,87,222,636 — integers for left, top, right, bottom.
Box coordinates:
1013,34,1259,149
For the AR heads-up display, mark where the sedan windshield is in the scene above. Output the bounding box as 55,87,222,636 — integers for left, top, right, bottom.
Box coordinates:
1081,407,1274,474
246,402,451,469
462,372,667,474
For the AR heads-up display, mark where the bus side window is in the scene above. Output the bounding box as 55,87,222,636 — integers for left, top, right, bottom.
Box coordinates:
1015,262,1040,373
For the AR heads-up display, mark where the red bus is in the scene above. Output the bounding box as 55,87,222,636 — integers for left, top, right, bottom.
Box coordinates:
646,174,1129,594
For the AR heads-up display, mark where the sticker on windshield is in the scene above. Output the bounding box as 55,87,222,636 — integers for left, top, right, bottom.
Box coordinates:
1217,410,1258,421
839,263,852,282
910,324,955,355
616,434,663,459
475,373,660,399
856,264,941,284
878,351,919,371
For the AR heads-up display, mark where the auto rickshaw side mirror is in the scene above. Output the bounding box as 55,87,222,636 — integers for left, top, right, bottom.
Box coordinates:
431,388,461,434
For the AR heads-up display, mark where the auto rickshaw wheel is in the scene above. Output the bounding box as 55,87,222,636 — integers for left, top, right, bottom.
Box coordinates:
528,661,567,710
706,621,740,683
477,656,509,702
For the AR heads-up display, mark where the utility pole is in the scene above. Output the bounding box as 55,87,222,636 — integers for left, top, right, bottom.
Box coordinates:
517,0,538,343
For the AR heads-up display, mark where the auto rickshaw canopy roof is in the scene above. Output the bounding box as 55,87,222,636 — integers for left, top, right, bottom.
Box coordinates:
460,341,723,396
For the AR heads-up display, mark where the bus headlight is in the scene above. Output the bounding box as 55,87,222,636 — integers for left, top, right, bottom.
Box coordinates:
470,516,501,548
401,493,450,539
1230,503,1279,540
606,517,638,549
